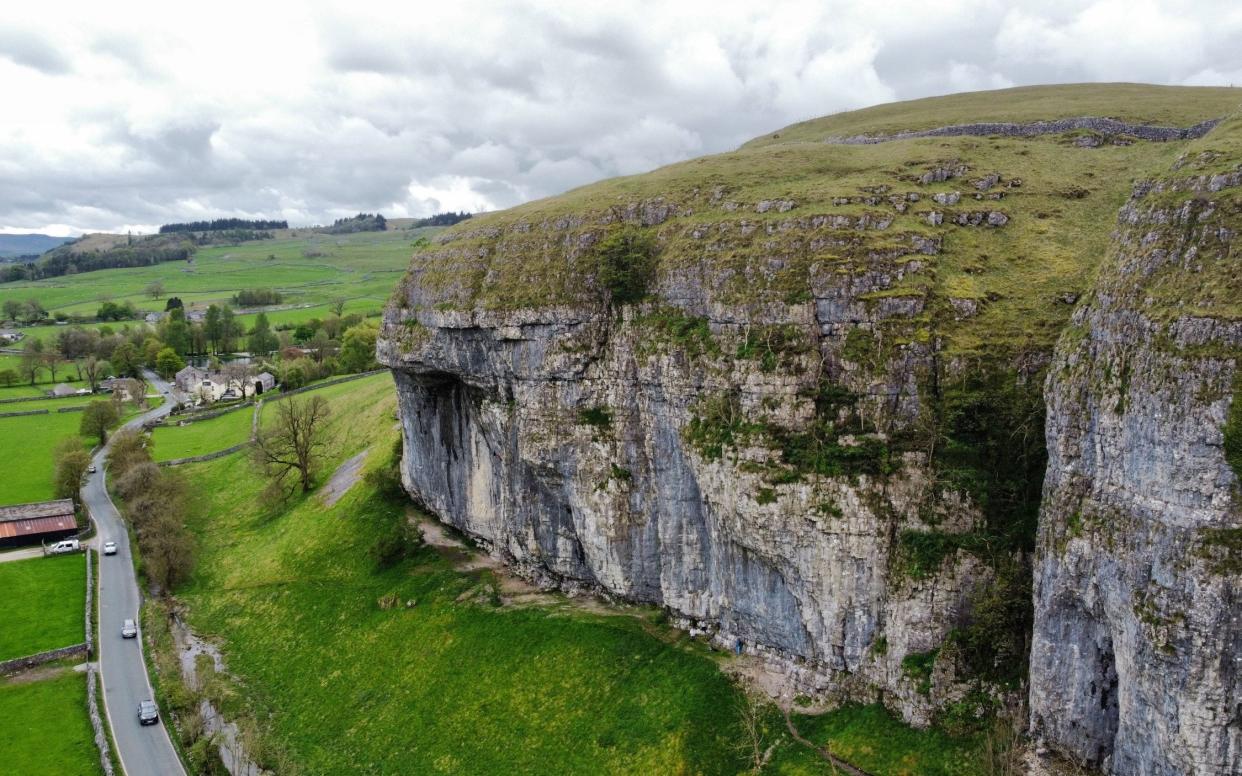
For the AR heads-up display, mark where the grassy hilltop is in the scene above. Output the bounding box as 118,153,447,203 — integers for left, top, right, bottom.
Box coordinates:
408,83,1240,360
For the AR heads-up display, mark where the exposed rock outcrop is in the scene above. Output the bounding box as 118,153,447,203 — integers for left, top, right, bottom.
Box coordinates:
379,87,1241,756
1029,125,1242,774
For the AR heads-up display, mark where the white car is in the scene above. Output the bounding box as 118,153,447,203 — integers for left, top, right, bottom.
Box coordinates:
87,464,97,473
121,619,137,639
103,541,118,555
46,539,81,555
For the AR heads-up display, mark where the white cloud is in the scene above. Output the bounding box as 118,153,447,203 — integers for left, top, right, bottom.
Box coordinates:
0,0,1238,234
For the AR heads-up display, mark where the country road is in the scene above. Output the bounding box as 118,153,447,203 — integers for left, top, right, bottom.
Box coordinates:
83,370,186,776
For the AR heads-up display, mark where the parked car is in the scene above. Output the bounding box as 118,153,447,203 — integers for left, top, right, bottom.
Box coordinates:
103,541,118,555
87,464,97,473
45,539,81,555
121,619,137,639
137,700,159,725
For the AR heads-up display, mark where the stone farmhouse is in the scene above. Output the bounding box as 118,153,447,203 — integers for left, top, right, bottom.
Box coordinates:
175,365,276,403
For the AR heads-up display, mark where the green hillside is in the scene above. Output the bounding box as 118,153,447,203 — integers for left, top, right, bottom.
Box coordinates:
0,225,439,323
405,84,1240,361
742,83,1241,146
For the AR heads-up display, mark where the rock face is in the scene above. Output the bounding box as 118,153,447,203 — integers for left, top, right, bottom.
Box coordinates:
379,86,1242,750
379,301,993,726
1029,127,1242,774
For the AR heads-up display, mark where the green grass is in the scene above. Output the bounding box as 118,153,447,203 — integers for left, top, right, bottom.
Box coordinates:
0,411,93,504
772,704,989,776
0,226,441,323
151,406,254,462
742,83,1241,146
160,374,990,774
0,395,150,503
401,84,1236,362
0,554,86,660
0,670,102,775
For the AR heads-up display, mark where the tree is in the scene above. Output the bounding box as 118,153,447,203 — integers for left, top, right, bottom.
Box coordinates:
20,340,46,385
145,280,165,299
80,400,120,444
53,438,92,506
221,307,242,353
155,347,185,379
78,356,109,391
107,429,149,476
142,337,164,367
308,329,333,364
253,396,330,496
329,297,347,317
111,341,140,377
595,226,657,305
22,298,46,324
2,299,22,322
161,308,191,356
42,350,65,383
339,322,378,373
248,313,278,355
204,305,223,353
0,368,17,387
165,296,183,311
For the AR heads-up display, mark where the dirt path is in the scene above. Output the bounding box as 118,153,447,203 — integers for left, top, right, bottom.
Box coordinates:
782,708,874,775
321,450,368,507
412,512,618,615
0,546,46,564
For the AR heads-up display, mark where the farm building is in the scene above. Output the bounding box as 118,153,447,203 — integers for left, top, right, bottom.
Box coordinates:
0,500,79,549
175,365,209,393
253,372,276,395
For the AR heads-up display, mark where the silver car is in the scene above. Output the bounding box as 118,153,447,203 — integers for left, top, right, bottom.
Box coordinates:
103,541,118,555
121,619,137,639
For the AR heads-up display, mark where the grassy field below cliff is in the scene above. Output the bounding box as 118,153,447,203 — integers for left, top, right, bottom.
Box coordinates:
155,374,993,775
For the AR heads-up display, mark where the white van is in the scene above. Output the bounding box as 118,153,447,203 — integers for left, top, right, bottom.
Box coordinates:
45,539,81,555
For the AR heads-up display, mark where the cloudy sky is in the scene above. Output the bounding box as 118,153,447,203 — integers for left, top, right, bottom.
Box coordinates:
1,0,1240,235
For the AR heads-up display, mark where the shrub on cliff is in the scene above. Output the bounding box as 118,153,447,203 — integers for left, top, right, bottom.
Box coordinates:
595,225,656,305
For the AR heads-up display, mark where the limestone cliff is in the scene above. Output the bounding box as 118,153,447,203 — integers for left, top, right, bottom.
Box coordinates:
378,85,1242,744
1029,120,1242,774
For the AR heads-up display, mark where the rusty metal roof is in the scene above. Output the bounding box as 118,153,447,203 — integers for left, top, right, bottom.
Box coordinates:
0,499,76,522
0,514,77,540
0,500,76,540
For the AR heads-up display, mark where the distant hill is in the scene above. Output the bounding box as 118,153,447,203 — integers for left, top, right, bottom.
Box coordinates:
0,234,73,259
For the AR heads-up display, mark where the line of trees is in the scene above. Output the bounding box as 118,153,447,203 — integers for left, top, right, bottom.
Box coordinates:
232,288,283,307
322,213,386,234
109,430,194,592
411,211,472,228
2,298,46,324
160,218,287,233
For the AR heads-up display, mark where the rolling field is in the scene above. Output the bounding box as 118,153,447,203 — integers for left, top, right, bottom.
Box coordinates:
151,406,254,462
0,670,102,776
0,411,93,504
0,226,439,325
163,373,988,775
0,554,86,661
0,394,154,504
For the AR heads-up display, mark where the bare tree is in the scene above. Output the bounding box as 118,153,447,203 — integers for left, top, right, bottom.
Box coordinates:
80,356,109,392
220,360,253,396
329,297,347,317
253,396,331,496
735,692,774,774
145,280,165,299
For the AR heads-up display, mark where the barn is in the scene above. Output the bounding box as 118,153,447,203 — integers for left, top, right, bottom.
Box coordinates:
0,500,79,549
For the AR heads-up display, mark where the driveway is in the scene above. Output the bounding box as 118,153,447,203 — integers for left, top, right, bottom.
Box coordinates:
83,370,186,776
0,546,46,564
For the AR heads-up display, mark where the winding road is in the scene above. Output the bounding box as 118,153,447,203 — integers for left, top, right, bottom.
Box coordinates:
83,370,186,776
